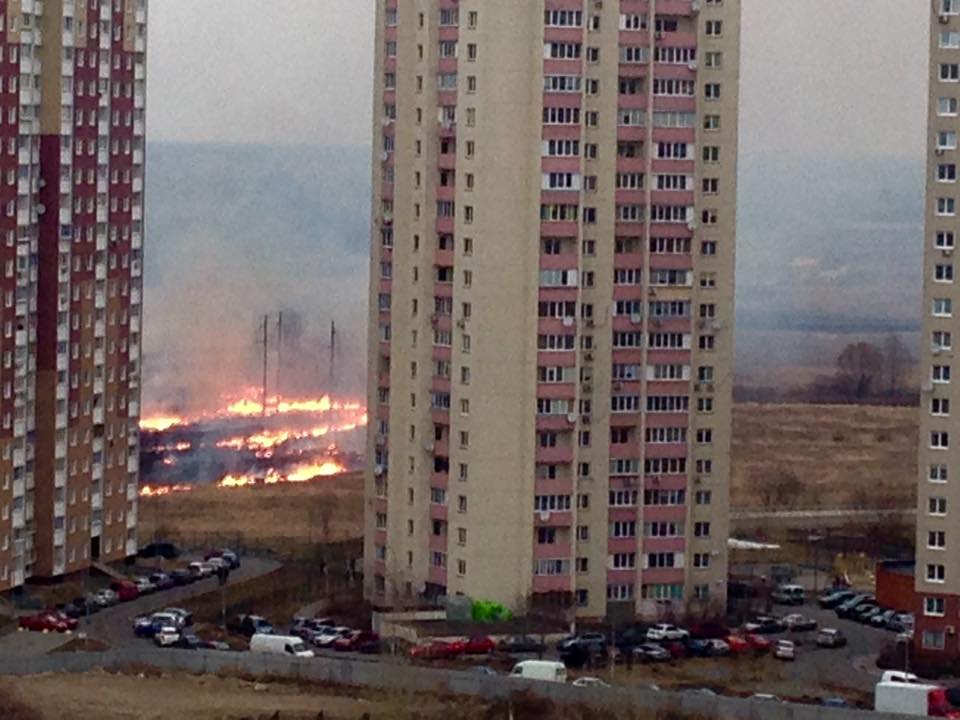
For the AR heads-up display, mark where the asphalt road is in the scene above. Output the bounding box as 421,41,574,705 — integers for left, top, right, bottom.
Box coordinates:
0,556,281,654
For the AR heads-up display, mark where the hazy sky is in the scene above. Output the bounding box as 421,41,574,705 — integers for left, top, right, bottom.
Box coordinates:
149,0,928,158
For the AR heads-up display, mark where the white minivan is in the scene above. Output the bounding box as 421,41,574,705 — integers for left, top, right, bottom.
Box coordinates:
249,633,315,658
509,660,567,683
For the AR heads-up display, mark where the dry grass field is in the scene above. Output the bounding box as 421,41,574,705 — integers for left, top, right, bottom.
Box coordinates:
139,404,919,554
731,403,917,510
139,471,363,554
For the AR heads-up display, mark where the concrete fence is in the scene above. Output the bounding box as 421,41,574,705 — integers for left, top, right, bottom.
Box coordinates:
0,648,912,720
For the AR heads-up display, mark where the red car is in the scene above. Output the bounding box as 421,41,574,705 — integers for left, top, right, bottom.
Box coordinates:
19,611,76,633
463,636,495,655
744,633,772,652
408,639,466,660
333,630,381,653
724,635,750,654
662,640,688,659
109,580,139,602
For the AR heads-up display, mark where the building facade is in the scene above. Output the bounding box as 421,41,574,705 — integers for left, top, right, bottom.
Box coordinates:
916,0,960,662
0,0,146,594
365,0,739,620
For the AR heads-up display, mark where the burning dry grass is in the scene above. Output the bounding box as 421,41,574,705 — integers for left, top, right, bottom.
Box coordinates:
139,471,363,554
731,403,916,509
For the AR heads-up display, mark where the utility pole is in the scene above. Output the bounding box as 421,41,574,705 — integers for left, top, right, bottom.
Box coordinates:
260,314,269,418
276,311,283,403
329,320,337,389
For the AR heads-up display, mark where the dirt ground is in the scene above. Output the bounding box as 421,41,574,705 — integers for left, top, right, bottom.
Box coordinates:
0,670,666,720
731,403,916,509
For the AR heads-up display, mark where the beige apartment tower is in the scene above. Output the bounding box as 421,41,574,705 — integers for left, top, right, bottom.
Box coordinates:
916,0,960,661
365,0,740,621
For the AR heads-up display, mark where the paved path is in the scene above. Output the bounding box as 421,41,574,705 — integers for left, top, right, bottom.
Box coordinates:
0,556,281,655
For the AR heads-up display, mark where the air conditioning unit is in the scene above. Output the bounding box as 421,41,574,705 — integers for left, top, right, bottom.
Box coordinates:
941,14,951,24
937,148,947,156
566,413,578,424
539,510,551,522
562,316,575,327
374,465,385,476
630,313,643,324
582,383,593,394
423,441,435,453
586,318,595,328
948,625,957,636
584,352,594,362
711,320,723,331
456,319,466,329
945,248,954,257
687,61,698,71
691,0,701,11
581,414,592,425
687,220,698,231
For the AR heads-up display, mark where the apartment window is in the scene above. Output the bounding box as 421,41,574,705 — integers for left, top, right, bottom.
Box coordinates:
942,64,960,83
929,531,947,550
704,51,723,68
940,164,957,183
930,463,949,483
703,146,720,163
694,522,711,537
938,197,956,216
695,490,713,505
932,430,950,449
937,231,956,248
932,397,951,416
704,83,721,100
924,630,946,650
926,597,947,616
693,553,711,569
945,0,960,15
933,364,952,383
939,131,958,150
927,563,946,583
940,97,959,116
705,20,722,36
929,496,948,515
704,114,721,130
934,298,953,316
934,330,954,351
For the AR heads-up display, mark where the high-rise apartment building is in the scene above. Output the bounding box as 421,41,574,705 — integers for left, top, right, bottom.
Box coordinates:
365,0,739,620
0,0,146,594
917,0,960,661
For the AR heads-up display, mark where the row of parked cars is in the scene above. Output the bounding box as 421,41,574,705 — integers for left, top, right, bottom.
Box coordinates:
238,615,382,657
131,607,230,651
818,589,914,633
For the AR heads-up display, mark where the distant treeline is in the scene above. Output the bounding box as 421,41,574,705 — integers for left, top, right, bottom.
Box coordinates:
735,335,919,407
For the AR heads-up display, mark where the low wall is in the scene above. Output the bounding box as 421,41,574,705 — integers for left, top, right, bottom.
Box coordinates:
0,648,912,720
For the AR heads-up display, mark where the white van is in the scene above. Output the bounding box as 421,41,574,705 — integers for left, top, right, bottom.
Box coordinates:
249,634,314,658
509,660,567,684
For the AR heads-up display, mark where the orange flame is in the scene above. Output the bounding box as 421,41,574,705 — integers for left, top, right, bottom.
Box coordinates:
140,483,193,497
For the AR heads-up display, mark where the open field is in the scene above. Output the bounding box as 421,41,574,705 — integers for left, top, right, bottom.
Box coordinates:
140,404,919,555
139,471,363,555
731,403,916,510
0,671,702,720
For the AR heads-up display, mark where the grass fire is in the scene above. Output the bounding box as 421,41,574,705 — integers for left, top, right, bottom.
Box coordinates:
138,388,366,496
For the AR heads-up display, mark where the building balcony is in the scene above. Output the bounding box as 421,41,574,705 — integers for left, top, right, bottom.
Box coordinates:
429,503,448,522
532,573,571,594
536,381,576,400
535,445,574,464
533,510,573,528
641,567,685,585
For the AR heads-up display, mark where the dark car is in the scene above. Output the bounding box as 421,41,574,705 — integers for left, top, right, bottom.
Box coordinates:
333,630,380,653
685,639,713,658
818,589,855,609
149,572,175,591
170,569,194,586
744,616,785,635
871,609,898,628
836,594,874,619
174,632,204,650
138,542,181,560
228,614,273,638
57,601,85,619
498,635,546,654
633,643,671,663
855,605,881,624
558,632,606,655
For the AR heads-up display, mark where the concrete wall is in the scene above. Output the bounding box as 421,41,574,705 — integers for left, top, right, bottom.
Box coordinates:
0,648,915,720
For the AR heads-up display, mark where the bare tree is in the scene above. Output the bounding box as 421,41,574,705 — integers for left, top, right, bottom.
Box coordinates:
836,342,884,399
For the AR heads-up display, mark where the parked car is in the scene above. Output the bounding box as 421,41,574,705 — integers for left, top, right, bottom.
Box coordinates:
149,572,175,591
138,541,181,560
572,677,610,688
509,660,567,683
645,624,688,642
751,693,783,703
558,632,606,655
314,626,352,648
743,616,785,634
774,640,796,661
188,561,215,579
228,614,274,638
818,589,855,609
463,635,495,655
250,634,314,658
704,639,730,657
662,640,688,659
887,613,914,633
133,577,156,595
206,549,240,569
783,613,818,632
470,665,498,676
409,639,464,660
133,612,181,638
633,643,672,663
614,626,648,650
771,584,806,606
109,580,139,602
169,569,194,586
854,605,881,624
69,596,98,616
685,639,713,658
58,601,85,620
19,611,75,633
498,635,546,654
836,594,874,619
816,628,848,648
687,620,731,640
153,626,181,647
332,630,380,653
93,588,117,607
871,609,898,629
164,608,193,627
